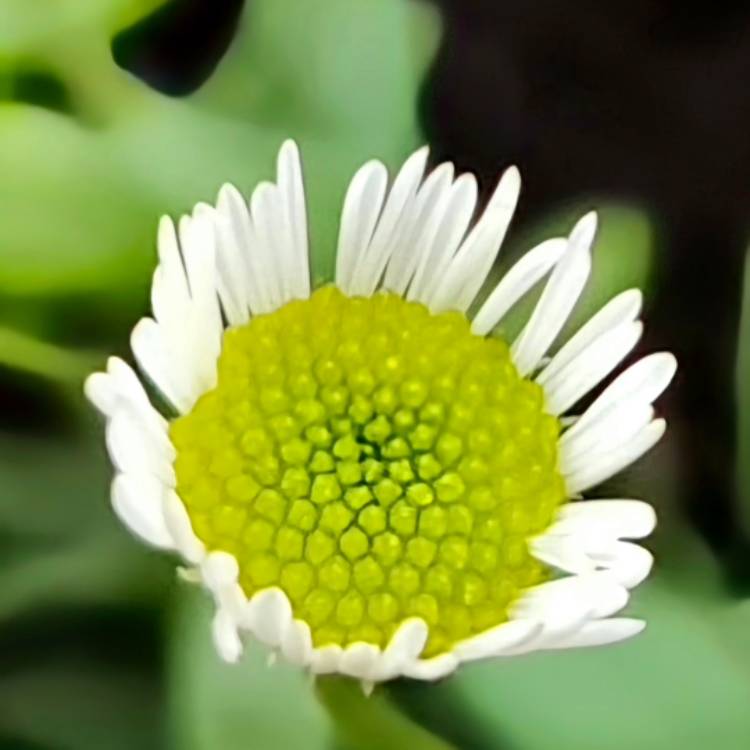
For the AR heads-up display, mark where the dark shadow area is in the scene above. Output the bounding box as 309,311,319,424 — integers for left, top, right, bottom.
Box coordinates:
112,0,246,96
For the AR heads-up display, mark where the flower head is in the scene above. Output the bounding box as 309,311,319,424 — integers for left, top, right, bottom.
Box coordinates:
86,141,675,685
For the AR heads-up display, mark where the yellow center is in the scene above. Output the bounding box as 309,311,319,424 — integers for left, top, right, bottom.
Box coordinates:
171,286,566,657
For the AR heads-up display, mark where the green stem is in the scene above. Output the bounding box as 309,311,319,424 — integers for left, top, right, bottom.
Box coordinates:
0,325,100,384
316,676,455,750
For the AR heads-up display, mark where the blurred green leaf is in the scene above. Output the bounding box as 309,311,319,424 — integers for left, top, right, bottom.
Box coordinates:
0,652,162,750
167,589,331,750
0,325,99,383
0,424,170,621
0,0,438,304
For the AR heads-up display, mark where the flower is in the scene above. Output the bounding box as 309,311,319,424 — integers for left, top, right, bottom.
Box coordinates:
85,140,675,687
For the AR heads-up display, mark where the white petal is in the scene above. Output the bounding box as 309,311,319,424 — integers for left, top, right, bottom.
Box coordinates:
454,619,541,661
212,608,243,663
537,289,642,386
200,203,248,326
277,139,310,299
584,540,654,588
407,173,478,303
201,550,239,589
336,161,389,293
471,238,567,336
372,618,429,681
564,418,667,494
349,147,429,296
281,620,313,667
401,653,458,681
509,572,630,653
250,181,287,309
552,499,657,540
179,213,222,375
541,321,643,415
310,645,344,675
106,409,175,485
529,534,598,575
339,642,381,680
85,358,166,439
547,618,645,649
559,401,654,468
245,588,293,647
428,165,521,313
216,183,272,315
163,491,205,564
586,575,630,617
570,352,677,438
512,578,591,636
155,216,191,316
511,212,596,376
383,163,455,295
111,473,174,549
130,317,194,414
253,173,298,304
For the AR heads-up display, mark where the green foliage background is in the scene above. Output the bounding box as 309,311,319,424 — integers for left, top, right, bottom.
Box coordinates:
0,1,749,748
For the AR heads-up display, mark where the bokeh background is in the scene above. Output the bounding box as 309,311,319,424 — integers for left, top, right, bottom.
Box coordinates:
1,1,750,748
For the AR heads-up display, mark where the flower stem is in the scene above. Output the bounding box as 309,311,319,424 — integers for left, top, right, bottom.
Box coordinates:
315,676,455,750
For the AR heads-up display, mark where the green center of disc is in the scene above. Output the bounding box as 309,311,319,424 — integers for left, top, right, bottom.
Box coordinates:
171,286,566,656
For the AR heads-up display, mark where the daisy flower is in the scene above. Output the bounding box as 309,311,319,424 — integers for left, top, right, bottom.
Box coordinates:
85,141,675,688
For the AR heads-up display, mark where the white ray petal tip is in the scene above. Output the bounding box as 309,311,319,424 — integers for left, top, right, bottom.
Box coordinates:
572,211,598,245
502,164,521,189
83,371,105,409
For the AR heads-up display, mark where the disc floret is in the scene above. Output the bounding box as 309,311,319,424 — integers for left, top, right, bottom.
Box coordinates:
171,286,565,656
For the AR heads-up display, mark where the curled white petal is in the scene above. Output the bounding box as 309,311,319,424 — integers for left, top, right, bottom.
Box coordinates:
245,588,293,647
583,540,655,588
372,618,429,681
529,534,598,575
454,619,541,661
111,473,174,550
281,619,314,667
163,492,205,564
551,499,657,540
310,645,344,675
401,653,458,681
212,608,243,663
546,618,645,649
339,642,381,681
106,409,175,486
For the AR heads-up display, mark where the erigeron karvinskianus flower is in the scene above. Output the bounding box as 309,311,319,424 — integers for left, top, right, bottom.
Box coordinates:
85,141,675,688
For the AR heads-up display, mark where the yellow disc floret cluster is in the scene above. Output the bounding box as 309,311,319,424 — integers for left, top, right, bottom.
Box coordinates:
171,286,566,657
